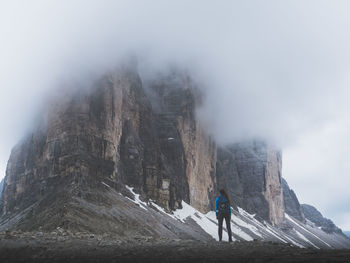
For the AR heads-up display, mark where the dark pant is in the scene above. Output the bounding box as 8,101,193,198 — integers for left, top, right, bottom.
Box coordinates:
218,213,232,242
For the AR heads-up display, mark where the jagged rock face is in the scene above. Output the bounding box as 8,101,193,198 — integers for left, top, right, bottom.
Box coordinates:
263,147,284,225
216,141,284,225
301,204,342,234
2,70,145,215
146,73,216,212
1,66,284,224
1,66,349,249
1,67,217,217
282,179,305,223
1,126,47,215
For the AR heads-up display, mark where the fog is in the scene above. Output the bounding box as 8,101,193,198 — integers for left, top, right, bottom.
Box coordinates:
1,0,350,229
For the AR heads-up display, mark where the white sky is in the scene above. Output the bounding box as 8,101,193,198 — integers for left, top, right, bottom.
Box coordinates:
1,0,350,230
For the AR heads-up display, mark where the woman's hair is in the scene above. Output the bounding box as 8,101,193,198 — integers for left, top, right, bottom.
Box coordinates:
219,189,231,206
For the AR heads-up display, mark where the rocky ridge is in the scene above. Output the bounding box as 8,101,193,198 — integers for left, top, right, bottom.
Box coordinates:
216,142,284,226
0,65,349,249
282,178,305,223
301,204,343,234
0,66,274,223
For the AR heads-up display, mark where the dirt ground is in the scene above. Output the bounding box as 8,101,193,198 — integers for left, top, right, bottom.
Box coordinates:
1,231,350,263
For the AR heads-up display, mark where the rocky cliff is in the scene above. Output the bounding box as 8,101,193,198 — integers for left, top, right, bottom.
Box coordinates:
282,179,305,223
216,142,284,226
144,72,217,212
0,67,217,220
0,67,284,227
301,204,342,234
0,65,347,247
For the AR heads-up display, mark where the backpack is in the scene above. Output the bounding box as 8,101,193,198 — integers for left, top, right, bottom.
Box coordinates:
218,196,230,214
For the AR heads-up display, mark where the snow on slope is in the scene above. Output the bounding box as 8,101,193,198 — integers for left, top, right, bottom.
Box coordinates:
125,185,148,211
285,214,331,248
124,186,350,248
173,202,227,241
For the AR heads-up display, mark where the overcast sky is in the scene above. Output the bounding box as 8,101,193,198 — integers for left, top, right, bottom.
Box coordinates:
1,0,350,230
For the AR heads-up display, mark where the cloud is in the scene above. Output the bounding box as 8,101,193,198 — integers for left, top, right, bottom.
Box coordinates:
334,212,350,231
1,0,350,228
283,116,350,229
2,0,350,145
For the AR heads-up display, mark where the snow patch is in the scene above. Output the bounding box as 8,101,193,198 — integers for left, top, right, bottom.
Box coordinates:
278,233,305,248
117,190,336,248
172,201,226,241
285,214,332,248
231,213,262,238
294,229,319,249
264,223,288,243
237,207,256,219
125,185,148,211
101,182,111,188
150,201,177,220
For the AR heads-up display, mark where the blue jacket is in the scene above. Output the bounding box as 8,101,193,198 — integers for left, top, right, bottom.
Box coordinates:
215,194,231,216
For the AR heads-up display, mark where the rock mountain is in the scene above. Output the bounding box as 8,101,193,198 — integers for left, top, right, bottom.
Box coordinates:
0,65,349,248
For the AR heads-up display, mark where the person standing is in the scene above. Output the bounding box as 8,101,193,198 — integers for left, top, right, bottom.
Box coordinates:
215,189,233,242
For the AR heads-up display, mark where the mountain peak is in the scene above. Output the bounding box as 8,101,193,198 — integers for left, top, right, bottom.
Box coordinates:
0,68,349,249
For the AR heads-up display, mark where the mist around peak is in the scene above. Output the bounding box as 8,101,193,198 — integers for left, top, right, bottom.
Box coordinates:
1,0,350,228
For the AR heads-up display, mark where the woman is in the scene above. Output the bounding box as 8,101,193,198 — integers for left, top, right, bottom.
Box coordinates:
215,189,233,242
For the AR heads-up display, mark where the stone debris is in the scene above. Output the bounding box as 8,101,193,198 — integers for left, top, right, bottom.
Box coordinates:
0,232,349,263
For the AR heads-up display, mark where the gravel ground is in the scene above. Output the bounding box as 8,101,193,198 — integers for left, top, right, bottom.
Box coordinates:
0,231,350,263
